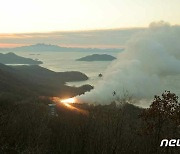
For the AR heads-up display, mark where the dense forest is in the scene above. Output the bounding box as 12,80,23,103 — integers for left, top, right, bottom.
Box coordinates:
0,64,180,154
0,91,180,154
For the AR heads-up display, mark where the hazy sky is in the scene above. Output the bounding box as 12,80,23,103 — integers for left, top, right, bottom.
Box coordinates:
0,28,144,48
0,0,180,33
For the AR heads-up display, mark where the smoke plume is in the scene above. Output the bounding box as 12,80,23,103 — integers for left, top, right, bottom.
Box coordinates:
77,21,180,105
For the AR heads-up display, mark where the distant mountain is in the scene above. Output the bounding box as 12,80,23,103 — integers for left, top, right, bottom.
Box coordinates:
0,52,43,64
0,43,123,52
76,54,116,61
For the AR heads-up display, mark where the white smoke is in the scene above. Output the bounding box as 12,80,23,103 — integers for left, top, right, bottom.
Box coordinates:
77,21,180,105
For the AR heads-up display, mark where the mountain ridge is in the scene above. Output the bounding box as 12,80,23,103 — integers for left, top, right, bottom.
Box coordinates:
0,63,93,98
0,43,123,52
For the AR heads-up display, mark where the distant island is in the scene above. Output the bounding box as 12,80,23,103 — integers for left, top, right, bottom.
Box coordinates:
0,43,123,52
76,54,116,61
0,52,43,64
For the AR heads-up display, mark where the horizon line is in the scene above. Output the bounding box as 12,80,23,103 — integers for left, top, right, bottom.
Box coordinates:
0,26,147,35
0,43,125,49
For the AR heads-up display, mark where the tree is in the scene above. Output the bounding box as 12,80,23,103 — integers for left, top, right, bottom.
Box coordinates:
140,91,179,153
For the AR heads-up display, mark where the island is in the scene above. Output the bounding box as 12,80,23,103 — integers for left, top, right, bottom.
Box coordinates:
0,52,43,64
76,54,116,61
0,43,123,52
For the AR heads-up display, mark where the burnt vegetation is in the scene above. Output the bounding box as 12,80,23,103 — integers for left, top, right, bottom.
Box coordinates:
1,90,180,154
0,63,180,153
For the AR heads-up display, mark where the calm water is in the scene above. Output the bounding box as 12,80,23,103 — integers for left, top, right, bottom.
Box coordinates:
13,51,120,87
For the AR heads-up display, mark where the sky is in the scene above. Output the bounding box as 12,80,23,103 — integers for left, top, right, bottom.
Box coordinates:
0,28,144,48
0,0,180,48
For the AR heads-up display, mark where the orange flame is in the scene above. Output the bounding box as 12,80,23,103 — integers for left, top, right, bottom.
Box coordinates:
61,97,76,104
51,97,88,115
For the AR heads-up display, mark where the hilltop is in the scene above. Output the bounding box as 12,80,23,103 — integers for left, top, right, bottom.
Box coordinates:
0,52,43,64
0,63,93,98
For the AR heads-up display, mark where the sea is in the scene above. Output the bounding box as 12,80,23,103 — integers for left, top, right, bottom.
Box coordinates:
12,51,121,87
